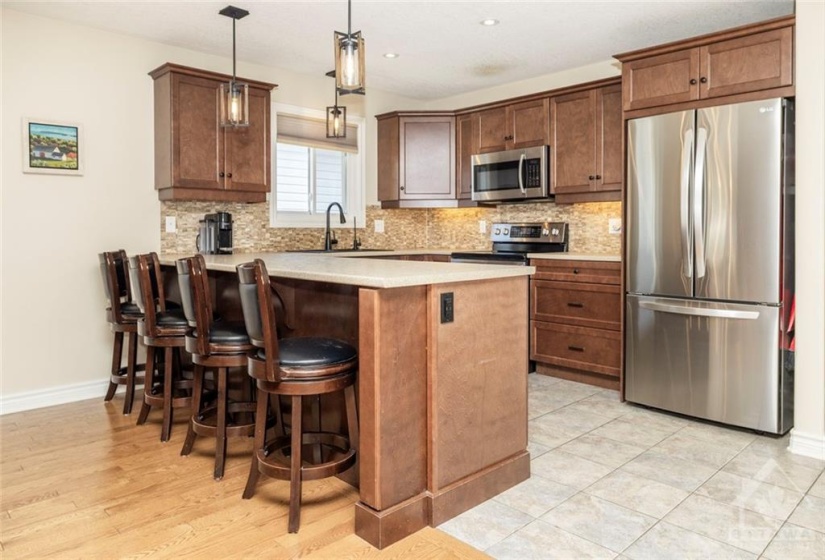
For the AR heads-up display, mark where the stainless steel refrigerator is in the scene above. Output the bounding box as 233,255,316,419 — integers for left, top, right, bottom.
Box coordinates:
625,98,795,434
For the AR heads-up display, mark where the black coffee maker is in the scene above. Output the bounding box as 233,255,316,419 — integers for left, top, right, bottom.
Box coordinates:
196,212,233,254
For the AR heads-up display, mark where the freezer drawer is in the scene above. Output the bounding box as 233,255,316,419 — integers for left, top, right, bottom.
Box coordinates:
625,295,790,434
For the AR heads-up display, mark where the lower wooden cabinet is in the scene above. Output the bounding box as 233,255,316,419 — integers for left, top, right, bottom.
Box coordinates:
530,259,622,390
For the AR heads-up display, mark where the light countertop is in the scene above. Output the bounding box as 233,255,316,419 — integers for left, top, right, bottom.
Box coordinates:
528,253,621,262
160,251,534,289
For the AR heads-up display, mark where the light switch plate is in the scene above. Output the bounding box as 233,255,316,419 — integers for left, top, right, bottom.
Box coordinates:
165,216,177,233
374,219,385,233
479,220,487,233
608,218,622,235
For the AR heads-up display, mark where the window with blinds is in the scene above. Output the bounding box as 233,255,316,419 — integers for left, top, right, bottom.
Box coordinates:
271,107,363,229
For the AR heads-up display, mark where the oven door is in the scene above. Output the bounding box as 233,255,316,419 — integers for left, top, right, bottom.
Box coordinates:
471,146,549,202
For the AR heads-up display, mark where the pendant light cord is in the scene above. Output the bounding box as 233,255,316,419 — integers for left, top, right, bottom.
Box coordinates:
348,0,352,36
232,17,237,82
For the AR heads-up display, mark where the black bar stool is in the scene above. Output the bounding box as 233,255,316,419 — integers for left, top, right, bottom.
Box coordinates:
99,250,145,415
130,253,193,442
178,255,256,480
237,258,358,533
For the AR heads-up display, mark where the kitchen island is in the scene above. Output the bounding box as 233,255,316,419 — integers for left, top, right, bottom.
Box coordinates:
161,252,533,548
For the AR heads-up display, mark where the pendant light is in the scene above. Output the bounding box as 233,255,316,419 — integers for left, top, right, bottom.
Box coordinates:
334,0,365,95
219,5,250,128
326,79,347,138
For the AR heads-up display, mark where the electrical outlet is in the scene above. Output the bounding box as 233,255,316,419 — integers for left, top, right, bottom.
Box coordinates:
374,219,385,233
608,218,622,235
479,220,487,233
165,216,177,233
440,292,454,323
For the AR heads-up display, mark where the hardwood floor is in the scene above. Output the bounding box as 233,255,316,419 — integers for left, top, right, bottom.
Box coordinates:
0,395,488,559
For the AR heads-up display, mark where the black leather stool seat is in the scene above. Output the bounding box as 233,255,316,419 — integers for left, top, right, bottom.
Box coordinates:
257,337,357,368
155,308,188,328
120,302,143,317
193,321,249,345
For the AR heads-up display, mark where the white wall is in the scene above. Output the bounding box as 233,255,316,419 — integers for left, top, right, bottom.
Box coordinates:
791,0,825,459
0,8,421,405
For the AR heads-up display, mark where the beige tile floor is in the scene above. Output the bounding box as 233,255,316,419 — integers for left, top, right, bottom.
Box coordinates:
438,374,825,559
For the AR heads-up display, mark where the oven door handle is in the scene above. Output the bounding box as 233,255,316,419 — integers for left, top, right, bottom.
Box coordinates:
518,153,526,195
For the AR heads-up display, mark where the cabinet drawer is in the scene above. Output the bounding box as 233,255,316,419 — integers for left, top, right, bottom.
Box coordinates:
531,321,620,377
532,281,620,330
532,260,621,284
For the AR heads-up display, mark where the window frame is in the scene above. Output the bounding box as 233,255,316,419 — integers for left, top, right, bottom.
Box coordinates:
269,103,365,229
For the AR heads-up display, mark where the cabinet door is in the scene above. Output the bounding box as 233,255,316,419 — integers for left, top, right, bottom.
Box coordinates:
377,118,400,201
622,48,701,111
510,98,549,149
700,27,793,99
551,90,595,195
594,85,623,193
224,86,270,193
399,117,455,199
456,113,478,199
477,106,508,153
172,73,222,190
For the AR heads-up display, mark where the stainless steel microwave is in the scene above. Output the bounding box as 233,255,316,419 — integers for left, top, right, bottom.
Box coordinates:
471,145,550,202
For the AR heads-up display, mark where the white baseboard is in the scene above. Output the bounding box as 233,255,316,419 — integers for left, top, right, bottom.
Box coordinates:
0,379,122,415
789,428,825,461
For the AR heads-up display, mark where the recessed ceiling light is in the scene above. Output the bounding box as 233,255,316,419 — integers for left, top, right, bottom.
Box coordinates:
480,19,499,26
383,53,399,59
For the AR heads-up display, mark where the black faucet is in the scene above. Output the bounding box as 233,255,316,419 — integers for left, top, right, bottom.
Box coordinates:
324,202,346,251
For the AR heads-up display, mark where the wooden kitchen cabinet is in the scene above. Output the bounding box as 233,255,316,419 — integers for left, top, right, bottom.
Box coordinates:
476,98,549,154
551,83,622,200
456,113,478,199
619,20,793,112
376,112,457,207
530,259,622,389
150,63,276,203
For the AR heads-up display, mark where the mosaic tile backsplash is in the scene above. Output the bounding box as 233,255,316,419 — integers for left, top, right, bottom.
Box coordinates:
160,201,621,256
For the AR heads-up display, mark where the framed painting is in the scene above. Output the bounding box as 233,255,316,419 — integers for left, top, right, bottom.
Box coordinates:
22,118,84,175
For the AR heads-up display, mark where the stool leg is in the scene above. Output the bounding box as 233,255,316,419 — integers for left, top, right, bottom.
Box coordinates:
105,331,124,401
161,346,174,442
243,387,268,500
311,395,322,464
136,345,155,425
181,364,203,456
214,367,228,480
288,395,303,533
344,385,359,452
122,331,139,415
274,394,286,437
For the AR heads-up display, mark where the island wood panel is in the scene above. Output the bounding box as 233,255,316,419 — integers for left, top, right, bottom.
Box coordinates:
428,278,528,490
357,286,428,511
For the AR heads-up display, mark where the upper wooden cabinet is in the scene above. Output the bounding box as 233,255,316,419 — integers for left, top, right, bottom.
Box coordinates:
618,18,793,113
455,113,478,199
377,112,456,207
150,63,277,203
477,98,549,154
551,83,622,199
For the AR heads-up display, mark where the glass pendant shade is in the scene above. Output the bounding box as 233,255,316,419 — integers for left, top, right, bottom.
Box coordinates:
334,30,365,94
220,80,249,127
326,104,347,138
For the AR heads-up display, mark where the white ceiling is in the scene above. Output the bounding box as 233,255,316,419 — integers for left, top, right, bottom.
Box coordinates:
6,1,795,100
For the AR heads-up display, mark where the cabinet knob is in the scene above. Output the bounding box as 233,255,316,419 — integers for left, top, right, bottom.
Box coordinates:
589,175,595,181
227,172,233,178
400,185,405,191
700,77,708,84
596,175,601,180
690,79,697,85
573,268,580,274
219,171,225,178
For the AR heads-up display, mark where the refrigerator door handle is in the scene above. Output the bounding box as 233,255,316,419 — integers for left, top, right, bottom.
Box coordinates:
639,300,760,320
694,127,708,279
680,128,694,279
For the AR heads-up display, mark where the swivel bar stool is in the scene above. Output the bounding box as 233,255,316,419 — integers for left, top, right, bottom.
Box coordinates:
237,259,359,533
178,255,256,480
99,250,145,415
130,253,193,442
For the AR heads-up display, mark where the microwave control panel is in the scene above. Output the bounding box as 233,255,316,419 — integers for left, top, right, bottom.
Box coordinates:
524,159,542,187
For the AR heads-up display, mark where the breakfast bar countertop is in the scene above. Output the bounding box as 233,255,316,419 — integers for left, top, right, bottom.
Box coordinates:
159,251,534,289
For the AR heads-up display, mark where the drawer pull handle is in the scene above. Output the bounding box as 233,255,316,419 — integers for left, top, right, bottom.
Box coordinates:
568,345,585,352
567,302,584,308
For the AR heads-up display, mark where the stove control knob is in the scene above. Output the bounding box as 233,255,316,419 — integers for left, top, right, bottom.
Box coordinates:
542,228,550,237
494,227,501,235
551,228,560,236
503,228,510,235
